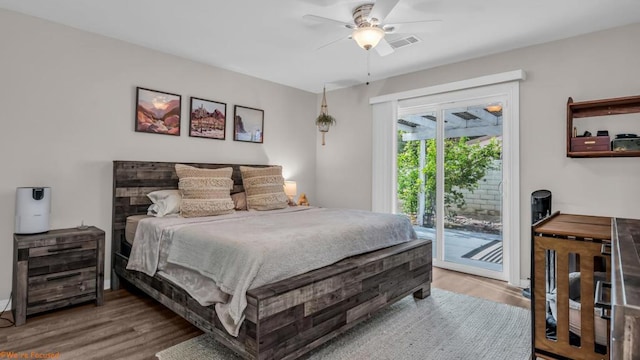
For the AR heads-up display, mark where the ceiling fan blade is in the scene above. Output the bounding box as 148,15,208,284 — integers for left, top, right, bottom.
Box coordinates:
374,37,394,57
317,35,350,50
369,0,400,22
386,20,442,34
303,14,354,29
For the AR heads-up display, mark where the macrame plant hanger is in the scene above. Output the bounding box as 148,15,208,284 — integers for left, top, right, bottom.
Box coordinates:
316,85,335,146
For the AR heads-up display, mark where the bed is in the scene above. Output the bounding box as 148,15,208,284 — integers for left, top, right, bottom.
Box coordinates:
111,160,432,360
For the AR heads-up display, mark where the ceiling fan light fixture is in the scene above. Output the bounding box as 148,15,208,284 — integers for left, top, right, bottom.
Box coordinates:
352,26,385,50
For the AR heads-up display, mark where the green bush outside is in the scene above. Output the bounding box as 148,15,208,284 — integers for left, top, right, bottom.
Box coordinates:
397,134,502,224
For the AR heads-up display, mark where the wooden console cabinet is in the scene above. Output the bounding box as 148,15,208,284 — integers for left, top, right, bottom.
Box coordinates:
12,226,105,326
532,213,612,360
533,214,640,359
567,95,640,158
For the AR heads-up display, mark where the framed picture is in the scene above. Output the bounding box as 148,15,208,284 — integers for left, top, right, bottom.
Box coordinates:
234,105,264,143
189,97,226,140
135,87,181,136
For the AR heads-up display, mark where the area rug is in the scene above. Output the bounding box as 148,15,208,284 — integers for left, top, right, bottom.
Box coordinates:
462,239,503,264
156,288,530,360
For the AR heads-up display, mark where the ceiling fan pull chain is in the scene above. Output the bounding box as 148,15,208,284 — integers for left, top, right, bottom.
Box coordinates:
366,51,371,85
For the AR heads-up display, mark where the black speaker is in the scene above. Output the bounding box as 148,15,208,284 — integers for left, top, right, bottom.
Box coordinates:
531,190,552,224
524,189,553,300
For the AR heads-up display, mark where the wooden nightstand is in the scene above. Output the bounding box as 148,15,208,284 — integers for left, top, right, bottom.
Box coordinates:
12,226,105,326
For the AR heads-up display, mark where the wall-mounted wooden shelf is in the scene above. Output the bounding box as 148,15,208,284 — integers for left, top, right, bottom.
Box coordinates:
567,95,640,158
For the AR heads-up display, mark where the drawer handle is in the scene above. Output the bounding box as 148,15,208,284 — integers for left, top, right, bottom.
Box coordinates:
47,245,82,253
594,281,612,320
584,141,596,144
46,272,82,281
600,243,611,256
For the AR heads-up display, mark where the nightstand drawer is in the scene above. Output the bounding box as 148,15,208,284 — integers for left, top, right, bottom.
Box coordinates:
27,267,97,306
28,238,97,257
28,240,97,276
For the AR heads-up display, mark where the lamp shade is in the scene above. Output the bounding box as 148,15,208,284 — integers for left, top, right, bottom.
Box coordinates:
352,26,385,50
284,181,297,197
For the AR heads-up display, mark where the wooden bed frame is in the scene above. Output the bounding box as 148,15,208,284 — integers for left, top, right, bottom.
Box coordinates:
111,160,432,360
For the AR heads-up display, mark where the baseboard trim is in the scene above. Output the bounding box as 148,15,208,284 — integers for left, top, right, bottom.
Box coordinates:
0,281,112,313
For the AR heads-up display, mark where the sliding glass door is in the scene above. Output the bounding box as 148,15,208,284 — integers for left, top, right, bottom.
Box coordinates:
397,109,439,257
396,93,510,280
442,101,503,275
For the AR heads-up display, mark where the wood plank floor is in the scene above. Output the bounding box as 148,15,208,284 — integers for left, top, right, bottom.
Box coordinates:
432,267,531,309
0,268,530,359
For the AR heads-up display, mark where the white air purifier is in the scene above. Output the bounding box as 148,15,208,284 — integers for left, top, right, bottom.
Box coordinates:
15,187,51,234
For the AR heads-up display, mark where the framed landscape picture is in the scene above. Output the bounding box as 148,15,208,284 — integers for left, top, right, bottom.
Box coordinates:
135,87,181,136
189,97,226,140
233,105,264,143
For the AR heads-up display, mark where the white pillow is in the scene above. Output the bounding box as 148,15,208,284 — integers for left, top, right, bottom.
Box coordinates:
147,189,182,217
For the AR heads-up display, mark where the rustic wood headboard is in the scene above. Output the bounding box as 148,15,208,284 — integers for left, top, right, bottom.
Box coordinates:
111,160,268,286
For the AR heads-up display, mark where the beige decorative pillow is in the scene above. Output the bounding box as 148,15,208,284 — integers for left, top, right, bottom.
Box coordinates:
175,164,232,178
175,164,235,217
240,166,289,210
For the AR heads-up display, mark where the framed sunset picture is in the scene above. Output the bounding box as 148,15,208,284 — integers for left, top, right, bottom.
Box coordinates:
135,87,181,136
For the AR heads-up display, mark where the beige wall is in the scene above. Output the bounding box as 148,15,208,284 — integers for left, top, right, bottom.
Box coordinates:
317,23,640,282
0,9,317,300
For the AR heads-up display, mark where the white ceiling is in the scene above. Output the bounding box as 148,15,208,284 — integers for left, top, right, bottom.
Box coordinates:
2,0,640,93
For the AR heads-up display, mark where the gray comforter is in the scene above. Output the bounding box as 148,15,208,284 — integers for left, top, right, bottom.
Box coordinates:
127,207,416,336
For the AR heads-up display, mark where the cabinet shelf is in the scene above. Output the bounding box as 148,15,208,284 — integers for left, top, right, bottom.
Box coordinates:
567,150,640,158
567,95,640,158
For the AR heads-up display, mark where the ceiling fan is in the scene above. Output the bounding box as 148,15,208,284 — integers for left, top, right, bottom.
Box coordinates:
303,0,441,56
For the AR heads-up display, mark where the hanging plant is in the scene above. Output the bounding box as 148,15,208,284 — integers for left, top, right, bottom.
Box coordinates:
316,86,336,145
315,113,336,129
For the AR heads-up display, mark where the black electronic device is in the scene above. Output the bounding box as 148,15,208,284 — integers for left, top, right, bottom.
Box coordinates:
525,189,552,301
612,137,640,151
532,190,552,224
615,133,638,139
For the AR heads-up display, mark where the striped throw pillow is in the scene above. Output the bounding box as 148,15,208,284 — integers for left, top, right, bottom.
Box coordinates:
240,166,289,210
175,164,235,217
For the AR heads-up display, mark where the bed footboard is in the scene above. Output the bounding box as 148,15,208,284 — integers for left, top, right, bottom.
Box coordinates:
114,239,431,360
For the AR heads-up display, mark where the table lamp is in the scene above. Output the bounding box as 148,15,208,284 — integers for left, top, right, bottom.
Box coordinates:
284,181,297,203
